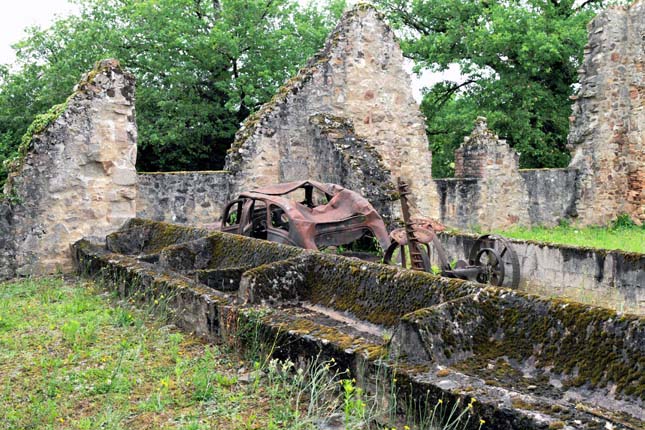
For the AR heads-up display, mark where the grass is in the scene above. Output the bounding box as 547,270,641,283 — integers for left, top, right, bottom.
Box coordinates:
0,276,310,429
0,276,481,430
496,220,645,254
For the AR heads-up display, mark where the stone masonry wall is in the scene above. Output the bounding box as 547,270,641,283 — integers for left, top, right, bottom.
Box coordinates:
134,115,398,228
434,169,578,230
520,168,578,226
306,113,396,224
0,202,15,279
136,171,230,228
445,117,530,230
2,59,137,276
568,0,645,225
434,232,645,315
224,5,439,219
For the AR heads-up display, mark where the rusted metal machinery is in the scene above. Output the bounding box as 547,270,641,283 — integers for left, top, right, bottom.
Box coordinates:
220,180,390,251
383,178,521,289
221,178,520,288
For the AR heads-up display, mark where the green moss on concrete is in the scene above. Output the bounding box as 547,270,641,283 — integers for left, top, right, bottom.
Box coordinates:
306,253,479,326
206,232,304,269
107,218,211,255
253,306,388,361
407,288,645,399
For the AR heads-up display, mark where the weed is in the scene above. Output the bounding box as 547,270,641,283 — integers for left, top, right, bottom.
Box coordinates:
611,213,637,229
342,377,367,426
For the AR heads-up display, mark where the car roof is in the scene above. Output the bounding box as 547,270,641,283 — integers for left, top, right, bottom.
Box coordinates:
246,180,341,197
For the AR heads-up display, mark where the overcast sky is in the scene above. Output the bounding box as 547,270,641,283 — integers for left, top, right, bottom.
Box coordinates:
0,0,79,65
0,0,458,101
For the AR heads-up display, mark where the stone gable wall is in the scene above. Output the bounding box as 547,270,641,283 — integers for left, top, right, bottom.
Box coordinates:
306,113,396,224
568,0,645,225
3,3,645,281
224,5,438,219
2,59,137,277
128,2,645,233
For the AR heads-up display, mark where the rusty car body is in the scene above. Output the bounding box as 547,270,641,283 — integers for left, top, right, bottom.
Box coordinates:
220,180,390,251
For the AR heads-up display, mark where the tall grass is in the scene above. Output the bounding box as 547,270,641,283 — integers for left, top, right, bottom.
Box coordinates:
497,216,645,254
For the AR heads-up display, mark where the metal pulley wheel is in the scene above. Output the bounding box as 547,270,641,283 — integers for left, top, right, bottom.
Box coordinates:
382,226,437,271
468,235,520,289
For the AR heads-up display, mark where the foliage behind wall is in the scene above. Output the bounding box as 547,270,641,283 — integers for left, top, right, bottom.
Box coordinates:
0,0,346,186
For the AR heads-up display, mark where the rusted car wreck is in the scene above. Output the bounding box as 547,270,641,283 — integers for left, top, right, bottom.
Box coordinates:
221,179,521,289
220,180,390,251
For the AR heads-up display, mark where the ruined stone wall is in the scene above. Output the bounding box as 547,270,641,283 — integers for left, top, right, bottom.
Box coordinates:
225,5,438,219
568,0,645,225
136,171,230,228
306,113,396,223
440,1,645,230
135,113,397,228
434,169,578,229
0,202,15,279
453,117,518,179
3,59,137,276
438,118,530,230
520,168,578,226
435,117,582,229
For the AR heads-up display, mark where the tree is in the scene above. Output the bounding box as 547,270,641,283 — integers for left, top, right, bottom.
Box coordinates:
376,0,622,177
0,0,345,185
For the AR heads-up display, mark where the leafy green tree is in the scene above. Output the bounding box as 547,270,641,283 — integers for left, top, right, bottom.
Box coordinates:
377,0,623,177
0,0,345,184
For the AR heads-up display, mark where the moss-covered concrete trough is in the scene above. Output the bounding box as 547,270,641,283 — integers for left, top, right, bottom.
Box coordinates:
73,219,644,430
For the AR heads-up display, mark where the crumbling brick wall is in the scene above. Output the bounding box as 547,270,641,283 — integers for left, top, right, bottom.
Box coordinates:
568,0,645,225
2,59,137,277
224,5,438,219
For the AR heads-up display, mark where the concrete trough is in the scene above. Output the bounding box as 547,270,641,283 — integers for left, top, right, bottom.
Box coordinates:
72,219,645,430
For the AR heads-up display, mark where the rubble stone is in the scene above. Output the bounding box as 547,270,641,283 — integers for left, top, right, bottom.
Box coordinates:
447,117,530,230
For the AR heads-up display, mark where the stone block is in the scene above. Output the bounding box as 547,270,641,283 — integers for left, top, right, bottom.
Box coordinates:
111,167,137,186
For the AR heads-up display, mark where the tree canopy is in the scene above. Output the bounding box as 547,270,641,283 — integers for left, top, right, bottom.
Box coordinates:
0,0,345,185
375,0,622,177
0,0,628,184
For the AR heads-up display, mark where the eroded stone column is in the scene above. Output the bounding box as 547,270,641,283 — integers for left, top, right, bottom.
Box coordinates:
568,0,645,225
5,59,137,275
